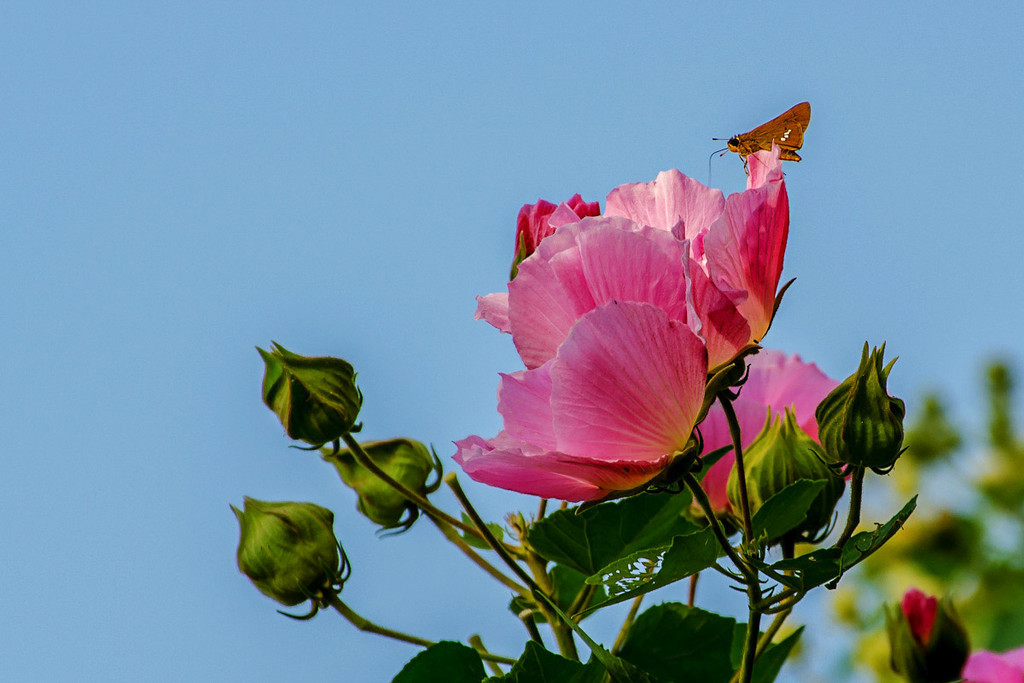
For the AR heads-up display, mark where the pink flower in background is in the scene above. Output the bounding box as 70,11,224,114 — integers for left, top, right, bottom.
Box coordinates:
460,150,791,501
697,350,838,515
514,193,600,263
963,648,1024,683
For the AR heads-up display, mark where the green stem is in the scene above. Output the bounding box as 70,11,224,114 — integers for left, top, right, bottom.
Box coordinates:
682,472,753,584
718,395,754,543
469,635,504,676
326,594,516,665
738,583,763,683
427,515,530,596
834,466,865,550
340,433,484,541
444,474,579,660
516,607,545,646
612,595,644,655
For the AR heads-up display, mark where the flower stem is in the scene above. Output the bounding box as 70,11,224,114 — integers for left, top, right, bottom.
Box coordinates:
326,594,516,665
340,432,484,541
444,473,578,660
427,515,529,596
682,472,753,584
834,466,865,550
718,395,754,542
469,635,504,676
612,595,644,655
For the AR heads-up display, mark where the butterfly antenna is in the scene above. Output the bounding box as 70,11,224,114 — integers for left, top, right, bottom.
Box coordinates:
708,146,728,184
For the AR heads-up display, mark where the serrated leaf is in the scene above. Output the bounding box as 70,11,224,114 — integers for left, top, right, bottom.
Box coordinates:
527,492,697,577
583,527,721,613
460,513,505,550
392,641,485,683
617,603,736,683
750,479,827,542
756,496,917,592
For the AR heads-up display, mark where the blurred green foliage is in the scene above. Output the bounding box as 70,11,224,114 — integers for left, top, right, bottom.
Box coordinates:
831,359,1024,680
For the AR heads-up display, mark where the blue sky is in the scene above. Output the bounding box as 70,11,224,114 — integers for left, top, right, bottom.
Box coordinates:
3,2,1023,681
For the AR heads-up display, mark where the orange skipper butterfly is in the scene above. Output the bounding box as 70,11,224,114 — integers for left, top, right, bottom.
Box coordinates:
717,102,811,162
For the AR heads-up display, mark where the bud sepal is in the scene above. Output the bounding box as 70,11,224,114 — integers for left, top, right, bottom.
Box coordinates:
816,342,906,475
323,438,443,533
727,407,845,545
258,342,363,447
232,497,349,618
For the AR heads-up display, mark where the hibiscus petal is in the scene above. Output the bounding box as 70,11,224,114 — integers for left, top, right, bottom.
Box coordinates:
685,257,751,369
475,293,511,333
746,145,784,190
550,301,708,461
739,350,837,440
703,161,789,341
508,217,693,369
498,365,557,451
605,169,726,242
453,433,671,502
962,651,1024,683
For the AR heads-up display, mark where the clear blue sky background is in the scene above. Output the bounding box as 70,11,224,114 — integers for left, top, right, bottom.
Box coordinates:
3,2,1023,681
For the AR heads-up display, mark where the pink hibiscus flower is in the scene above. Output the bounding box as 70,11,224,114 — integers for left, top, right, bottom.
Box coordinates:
963,648,1024,683
459,149,790,502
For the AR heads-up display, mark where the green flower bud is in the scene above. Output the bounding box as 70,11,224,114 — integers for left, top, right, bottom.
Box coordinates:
232,498,348,609
816,342,906,474
258,342,362,447
322,438,442,533
886,589,969,683
727,408,845,544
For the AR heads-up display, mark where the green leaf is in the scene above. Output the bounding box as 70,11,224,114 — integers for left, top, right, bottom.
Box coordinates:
750,479,827,542
510,565,608,623
485,641,588,682
527,491,697,577
617,603,736,683
751,627,803,683
460,513,505,550
756,496,917,592
393,641,485,683
583,527,721,613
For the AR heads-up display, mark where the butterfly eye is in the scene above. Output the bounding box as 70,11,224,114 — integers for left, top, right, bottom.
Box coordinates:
727,137,739,146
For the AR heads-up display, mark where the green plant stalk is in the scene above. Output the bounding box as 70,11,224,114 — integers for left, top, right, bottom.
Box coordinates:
469,635,504,676
834,466,866,550
612,595,644,655
719,395,754,542
445,473,578,661
427,515,530,596
326,593,516,665
682,472,754,584
340,432,486,542
718,393,763,683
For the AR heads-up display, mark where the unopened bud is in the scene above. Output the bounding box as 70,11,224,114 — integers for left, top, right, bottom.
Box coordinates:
322,438,441,532
232,498,347,608
258,342,362,447
886,588,969,683
727,408,845,544
816,343,906,474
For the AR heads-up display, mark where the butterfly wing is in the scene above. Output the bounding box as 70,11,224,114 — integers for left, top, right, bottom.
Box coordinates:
727,102,811,159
